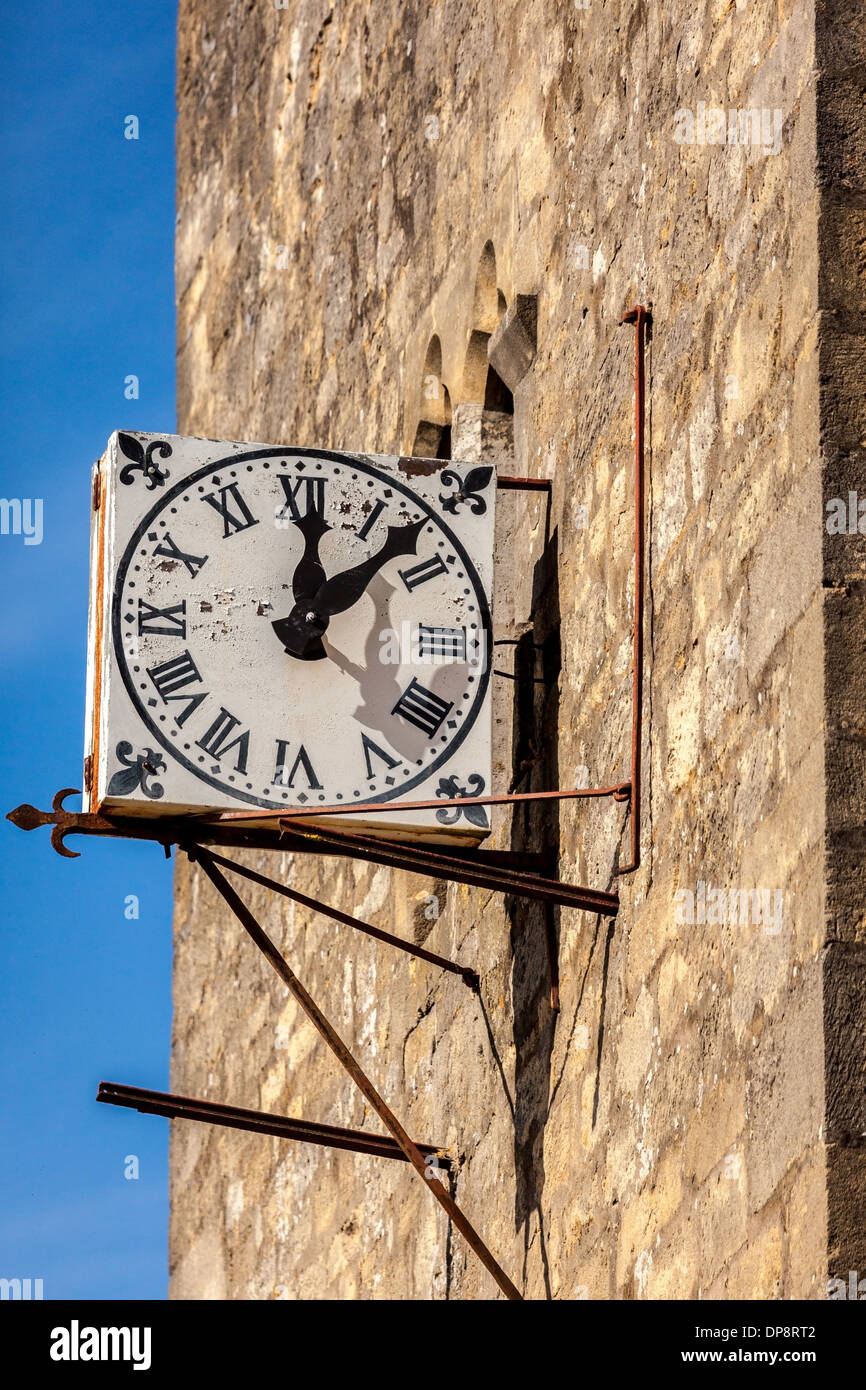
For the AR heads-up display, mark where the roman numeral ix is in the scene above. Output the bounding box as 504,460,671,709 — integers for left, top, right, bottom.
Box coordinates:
137,598,187,637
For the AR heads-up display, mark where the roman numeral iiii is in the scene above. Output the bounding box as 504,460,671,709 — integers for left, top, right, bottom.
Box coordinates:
391,678,454,738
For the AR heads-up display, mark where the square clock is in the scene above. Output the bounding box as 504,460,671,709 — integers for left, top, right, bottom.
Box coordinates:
84,432,496,844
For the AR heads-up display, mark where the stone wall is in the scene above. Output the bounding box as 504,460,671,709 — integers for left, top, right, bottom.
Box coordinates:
169,0,864,1298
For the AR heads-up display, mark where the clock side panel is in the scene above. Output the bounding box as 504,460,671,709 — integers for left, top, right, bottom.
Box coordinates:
83,455,105,813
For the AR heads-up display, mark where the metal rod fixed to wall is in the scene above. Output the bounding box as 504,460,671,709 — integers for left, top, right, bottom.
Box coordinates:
188,844,523,1301
617,305,650,875
199,847,479,988
97,1082,451,1168
276,820,620,916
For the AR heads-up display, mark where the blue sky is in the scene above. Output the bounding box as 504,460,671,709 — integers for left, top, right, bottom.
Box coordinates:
0,2,177,1298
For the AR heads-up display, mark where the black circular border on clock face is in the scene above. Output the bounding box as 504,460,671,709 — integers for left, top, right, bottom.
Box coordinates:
111,447,493,810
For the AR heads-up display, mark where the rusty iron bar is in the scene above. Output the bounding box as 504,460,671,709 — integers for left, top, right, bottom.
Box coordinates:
5,791,552,873
5,794,619,912
200,848,479,988
617,305,650,875
220,781,632,825
278,820,620,917
189,845,523,1301
97,1081,450,1167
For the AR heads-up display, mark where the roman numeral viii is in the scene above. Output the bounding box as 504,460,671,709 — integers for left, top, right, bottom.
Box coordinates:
146,650,208,726
196,707,251,774
391,678,454,739
202,482,259,537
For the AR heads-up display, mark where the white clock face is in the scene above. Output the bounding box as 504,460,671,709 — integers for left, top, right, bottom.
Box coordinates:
104,443,493,819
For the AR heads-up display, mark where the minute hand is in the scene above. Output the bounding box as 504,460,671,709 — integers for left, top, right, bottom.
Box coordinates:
312,518,426,617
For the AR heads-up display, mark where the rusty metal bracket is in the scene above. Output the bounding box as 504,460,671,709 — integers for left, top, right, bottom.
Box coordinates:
189,844,523,1300
198,847,479,988
6,790,619,917
97,1082,451,1168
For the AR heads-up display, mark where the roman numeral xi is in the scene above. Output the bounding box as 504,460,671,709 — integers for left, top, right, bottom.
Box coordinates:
202,481,259,537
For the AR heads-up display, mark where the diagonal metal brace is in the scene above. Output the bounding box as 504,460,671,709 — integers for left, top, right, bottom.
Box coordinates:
199,848,479,988
189,844,523,1301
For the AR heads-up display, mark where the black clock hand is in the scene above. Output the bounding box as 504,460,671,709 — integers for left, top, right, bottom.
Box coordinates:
311,517,426,619
272,517,426,660
271,509,332,659
289,508,331,602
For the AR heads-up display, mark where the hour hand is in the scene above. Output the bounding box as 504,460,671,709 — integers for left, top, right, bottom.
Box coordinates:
311,517,426,619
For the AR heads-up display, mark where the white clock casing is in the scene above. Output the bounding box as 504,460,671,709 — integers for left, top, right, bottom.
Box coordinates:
84,432,496,844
